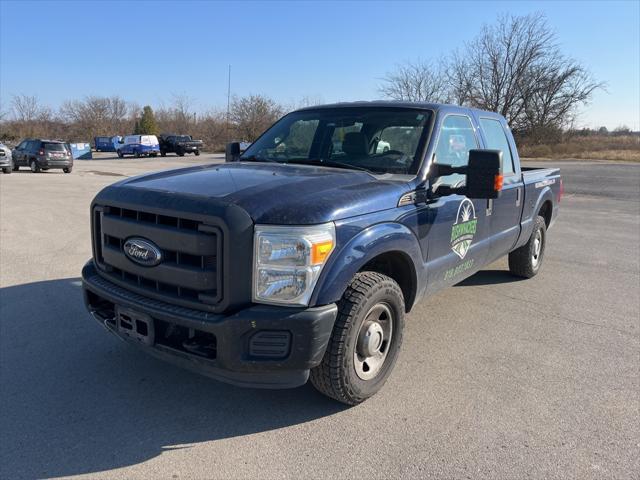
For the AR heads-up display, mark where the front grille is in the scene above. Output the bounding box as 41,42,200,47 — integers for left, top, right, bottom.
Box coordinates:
93,205,222,311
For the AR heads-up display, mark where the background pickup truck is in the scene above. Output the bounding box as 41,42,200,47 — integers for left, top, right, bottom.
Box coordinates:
82,102,562,405
158,134,203,157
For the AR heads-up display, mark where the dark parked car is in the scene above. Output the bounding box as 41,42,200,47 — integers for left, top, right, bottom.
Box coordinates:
12,139,73,173
158,134,203,157
83,102,562,404
0,142,13,174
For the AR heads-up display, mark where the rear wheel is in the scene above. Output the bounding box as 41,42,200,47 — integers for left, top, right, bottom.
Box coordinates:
509,215,547,278
177,148,185,157
13,164,19,171
117,150,123,158
30,160,40,173
194,150,200,156
160,151,166,157
310,271,405,405
134,150,140,158
63,167,72,173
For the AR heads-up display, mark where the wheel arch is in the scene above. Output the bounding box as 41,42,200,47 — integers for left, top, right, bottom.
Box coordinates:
312,222,424,312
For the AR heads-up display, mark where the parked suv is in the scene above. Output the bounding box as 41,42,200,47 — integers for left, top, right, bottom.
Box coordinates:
12,139,73,173
158,134,203,157
0,143,13,174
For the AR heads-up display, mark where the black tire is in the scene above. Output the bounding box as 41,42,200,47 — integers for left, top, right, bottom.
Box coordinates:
13,164,19,171
2,167,11,174
177,148,185,157
160,151,166,157
63,167,72,173
134,150,140,158
117,150,123,158
509,215,547,278
194,150,200,156
30,160,40,173
310,271,405,405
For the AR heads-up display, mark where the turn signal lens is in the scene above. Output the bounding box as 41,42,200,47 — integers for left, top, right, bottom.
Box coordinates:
494,174,504,191
311,240,334,265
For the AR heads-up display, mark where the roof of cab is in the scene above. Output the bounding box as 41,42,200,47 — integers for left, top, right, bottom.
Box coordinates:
295,100,501,118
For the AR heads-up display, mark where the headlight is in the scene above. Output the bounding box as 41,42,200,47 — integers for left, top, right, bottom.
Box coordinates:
253,223,336,306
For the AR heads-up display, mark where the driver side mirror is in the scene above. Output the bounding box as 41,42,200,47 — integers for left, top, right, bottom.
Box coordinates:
225,142,241,162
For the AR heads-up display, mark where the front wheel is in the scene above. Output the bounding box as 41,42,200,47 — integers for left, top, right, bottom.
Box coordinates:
117,150,123,158
160,151,166,157
310,271,405,405
509,215,547,278
134,150,140,158
2,167,12,174
63,167,72,173
194,150,200,156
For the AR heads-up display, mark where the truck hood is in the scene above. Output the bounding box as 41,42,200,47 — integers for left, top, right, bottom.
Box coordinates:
107,162,410,224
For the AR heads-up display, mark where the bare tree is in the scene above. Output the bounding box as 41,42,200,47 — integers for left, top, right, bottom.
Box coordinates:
230,94,283,142
11,95,44,122
379,60,449,103
380,14,602,139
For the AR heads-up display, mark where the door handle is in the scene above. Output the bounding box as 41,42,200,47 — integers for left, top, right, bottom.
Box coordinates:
516,187,522,207
486,198,493,216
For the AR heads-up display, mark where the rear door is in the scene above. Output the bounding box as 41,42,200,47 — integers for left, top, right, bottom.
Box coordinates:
476,115,524,262
422,113,492,294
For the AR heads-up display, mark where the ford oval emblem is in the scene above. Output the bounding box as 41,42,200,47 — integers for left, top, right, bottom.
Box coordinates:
123,237,162,267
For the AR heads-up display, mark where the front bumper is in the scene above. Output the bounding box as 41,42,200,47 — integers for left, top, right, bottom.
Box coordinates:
82,261,337,388
0,157,11,167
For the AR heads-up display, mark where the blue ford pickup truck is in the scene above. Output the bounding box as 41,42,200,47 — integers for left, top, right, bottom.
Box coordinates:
82,102,562,405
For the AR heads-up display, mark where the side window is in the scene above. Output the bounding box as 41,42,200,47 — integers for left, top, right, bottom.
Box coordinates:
270,119,319,158
434,115,478,188
479,118,514,175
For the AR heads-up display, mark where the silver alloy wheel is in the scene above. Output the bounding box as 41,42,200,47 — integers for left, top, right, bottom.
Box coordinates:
532,229,542,268
354,302,393,380
30,160,37,172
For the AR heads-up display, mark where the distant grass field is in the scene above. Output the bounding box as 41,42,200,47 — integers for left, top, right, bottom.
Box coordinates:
519,135,640,161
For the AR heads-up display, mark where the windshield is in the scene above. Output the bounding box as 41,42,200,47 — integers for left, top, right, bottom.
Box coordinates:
176,135,191,141
240,107,432,175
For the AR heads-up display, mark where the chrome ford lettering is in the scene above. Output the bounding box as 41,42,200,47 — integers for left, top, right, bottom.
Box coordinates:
123,237,162,266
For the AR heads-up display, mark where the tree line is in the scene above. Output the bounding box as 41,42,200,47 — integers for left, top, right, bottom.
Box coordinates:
0,92,286,151
0,13,614,150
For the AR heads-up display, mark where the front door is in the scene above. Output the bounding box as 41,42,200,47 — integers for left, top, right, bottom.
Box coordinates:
423,114,492,295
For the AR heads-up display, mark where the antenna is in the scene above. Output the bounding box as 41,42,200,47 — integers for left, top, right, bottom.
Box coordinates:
226,64,231,143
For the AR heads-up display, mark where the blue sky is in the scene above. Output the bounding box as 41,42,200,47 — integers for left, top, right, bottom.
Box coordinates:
1,0,638,129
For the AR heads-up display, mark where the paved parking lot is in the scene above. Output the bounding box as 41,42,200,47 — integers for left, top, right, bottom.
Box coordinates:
0,155,638,479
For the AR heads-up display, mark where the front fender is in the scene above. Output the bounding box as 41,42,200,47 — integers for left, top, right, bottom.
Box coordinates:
311,222,425,309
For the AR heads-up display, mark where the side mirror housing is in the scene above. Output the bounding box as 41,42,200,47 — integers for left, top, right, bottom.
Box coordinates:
429,149,503,199
465,149,503,199
225,142,241,162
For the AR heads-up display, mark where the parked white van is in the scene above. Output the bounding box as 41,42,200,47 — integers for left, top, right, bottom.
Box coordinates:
117,135,160,158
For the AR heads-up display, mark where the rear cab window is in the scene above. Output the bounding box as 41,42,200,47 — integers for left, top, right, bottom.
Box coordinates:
479,118,515,175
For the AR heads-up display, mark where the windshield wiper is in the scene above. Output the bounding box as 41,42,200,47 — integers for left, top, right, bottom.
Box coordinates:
241,154,278,163
287,159,374,173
